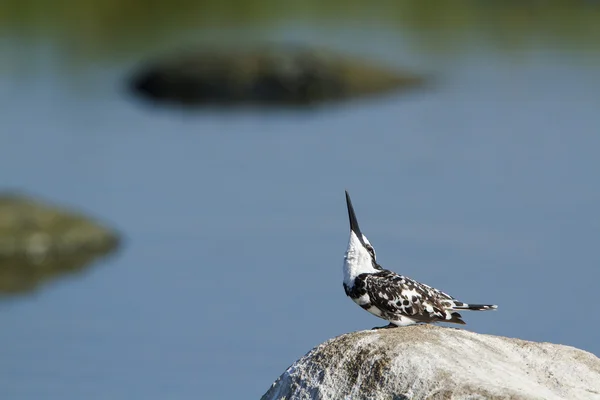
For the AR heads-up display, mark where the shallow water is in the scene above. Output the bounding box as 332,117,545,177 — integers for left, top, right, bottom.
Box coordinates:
1,5,600,399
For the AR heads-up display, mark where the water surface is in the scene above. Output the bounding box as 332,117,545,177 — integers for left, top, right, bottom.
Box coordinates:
1,4,600,399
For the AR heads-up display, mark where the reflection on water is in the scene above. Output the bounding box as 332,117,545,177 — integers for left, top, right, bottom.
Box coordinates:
1,2,599,400
0,193,119,295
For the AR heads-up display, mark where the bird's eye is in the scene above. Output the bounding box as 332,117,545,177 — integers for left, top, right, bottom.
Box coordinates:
366,245,376,259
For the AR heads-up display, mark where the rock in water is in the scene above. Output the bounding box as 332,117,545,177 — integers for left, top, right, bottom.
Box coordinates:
0,193,119,295
129,44,424,107
261,325,600,400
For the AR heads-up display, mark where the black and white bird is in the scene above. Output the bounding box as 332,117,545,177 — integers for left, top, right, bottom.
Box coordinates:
343,191,497,328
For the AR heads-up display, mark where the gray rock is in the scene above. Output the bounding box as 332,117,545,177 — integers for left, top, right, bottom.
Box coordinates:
261,325,600,400
130,44,424,107
0,193,119,294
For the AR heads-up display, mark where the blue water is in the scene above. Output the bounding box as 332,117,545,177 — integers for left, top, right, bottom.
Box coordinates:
1,30,599,399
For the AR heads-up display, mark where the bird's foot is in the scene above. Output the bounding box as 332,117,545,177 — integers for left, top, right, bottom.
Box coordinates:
371,323,397,330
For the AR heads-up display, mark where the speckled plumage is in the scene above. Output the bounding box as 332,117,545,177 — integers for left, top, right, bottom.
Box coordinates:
343,191,497,327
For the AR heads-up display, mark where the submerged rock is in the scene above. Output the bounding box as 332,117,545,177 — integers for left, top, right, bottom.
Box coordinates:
262,325,600,400
0,193,119,295
129,44,424,107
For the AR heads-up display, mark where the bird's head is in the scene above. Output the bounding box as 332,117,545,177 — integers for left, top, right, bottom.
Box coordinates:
343,191,381,278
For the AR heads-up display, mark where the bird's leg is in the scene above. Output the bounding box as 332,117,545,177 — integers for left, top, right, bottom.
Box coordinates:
371,322,397,330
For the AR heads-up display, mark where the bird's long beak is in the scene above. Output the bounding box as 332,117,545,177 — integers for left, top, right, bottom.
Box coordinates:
345,190,363,238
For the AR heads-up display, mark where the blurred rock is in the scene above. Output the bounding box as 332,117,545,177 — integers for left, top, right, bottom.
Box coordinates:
129,44,424,107
0,193,119,295
262,325,600,400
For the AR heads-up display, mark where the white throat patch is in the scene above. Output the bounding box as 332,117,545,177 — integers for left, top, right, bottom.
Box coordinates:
343,231,378,287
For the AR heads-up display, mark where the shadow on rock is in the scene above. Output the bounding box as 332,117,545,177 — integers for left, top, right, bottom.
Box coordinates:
0,193,120,296
128,44,426,108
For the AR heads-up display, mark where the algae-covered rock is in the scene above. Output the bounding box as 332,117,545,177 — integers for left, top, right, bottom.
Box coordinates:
262,325,600,400
0,193,119,295
129,44,424,107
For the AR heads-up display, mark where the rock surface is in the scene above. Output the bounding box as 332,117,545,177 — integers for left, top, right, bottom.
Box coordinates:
129,44,424,107
0,193,119,294
261,325,600,400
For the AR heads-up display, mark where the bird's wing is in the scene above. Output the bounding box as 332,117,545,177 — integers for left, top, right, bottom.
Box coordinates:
364,270,451,321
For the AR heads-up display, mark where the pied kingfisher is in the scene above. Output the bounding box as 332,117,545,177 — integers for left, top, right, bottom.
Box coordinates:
343,191,497,329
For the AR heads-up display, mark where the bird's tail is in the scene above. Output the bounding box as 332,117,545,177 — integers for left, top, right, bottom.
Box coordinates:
453,303,498,311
